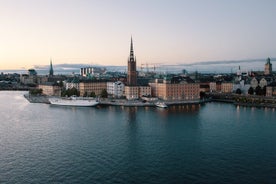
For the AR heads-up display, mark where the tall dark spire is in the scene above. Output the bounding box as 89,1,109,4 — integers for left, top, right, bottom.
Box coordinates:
49,58,54,76
127,37,137,86
129,36,135,62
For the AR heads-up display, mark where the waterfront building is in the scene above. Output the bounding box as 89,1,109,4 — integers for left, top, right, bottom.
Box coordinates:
125,86,139,100
221,82,233,93
39,83,61,96
107,81,125,98
79,81,107,97
264,57,272,75
139,86,151,97
149,79,200,100
124,85,151,100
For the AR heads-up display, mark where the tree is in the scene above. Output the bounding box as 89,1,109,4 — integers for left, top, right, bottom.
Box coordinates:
236,88,242,94
90,91,96,98
100,89,108,98
248,87,254,95
61,87,79,97
29,88,43,95
83,91,88,97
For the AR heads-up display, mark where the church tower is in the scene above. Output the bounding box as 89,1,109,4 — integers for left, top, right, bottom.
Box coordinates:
127,37,137,86
49,59,54,76
264,57,272,75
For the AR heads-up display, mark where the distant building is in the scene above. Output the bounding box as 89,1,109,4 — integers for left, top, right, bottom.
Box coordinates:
233,80,250,94
209,81,222,92
221,82,233,93
259,78,267,88
20,74,36,85
28,69,37,76
80,67,106,77
107,81,125,98
264,57,272,75
250,77,259,89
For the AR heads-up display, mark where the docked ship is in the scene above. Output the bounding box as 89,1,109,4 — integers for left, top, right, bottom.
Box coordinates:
49,96,99,107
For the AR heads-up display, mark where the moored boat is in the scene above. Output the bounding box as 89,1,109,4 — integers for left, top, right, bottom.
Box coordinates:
49,96,99,107
155,102,168,108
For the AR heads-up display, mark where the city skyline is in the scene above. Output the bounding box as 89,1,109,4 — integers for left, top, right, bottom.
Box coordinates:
1,0,276,70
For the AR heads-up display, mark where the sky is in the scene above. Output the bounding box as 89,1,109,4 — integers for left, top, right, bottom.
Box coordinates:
0,0,276,70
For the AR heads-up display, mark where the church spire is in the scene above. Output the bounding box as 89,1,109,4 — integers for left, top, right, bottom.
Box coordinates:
49,58,54,76
127,36,137,86
129,36,135,62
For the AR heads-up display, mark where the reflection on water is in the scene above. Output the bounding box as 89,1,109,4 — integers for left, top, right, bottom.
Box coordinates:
1,92,276,184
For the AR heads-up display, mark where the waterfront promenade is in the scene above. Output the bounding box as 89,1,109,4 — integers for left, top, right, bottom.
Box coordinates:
24,94,205,107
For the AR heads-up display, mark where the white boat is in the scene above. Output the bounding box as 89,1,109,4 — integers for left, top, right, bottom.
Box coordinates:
155,102,168,108
49,96,99,107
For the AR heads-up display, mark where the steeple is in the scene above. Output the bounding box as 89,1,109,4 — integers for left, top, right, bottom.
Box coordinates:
49,58,54,76
127,37,137,86
129,36,135,62
264,57,272,75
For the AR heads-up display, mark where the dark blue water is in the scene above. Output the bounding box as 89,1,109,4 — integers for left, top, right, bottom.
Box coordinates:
1,91,276,183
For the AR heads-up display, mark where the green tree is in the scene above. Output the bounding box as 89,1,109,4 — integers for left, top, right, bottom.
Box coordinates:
90,91,96,97
100,89,108,98
83,91,88,97
29,88,43,95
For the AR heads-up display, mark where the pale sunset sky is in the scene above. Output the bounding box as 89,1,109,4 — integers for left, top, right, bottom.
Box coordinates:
0,0,276,70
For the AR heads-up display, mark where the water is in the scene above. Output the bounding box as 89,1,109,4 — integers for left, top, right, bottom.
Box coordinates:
1,91,276,183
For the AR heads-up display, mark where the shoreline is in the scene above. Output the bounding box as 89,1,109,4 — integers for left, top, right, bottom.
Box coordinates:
24,94,206,107
23,94,276,109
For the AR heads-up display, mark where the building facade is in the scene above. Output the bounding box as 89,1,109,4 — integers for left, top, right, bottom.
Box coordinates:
125,86,139,100
79,81,107,96
107,81,125,98
39,83,61,96
221,82,233,93
149,80,200,100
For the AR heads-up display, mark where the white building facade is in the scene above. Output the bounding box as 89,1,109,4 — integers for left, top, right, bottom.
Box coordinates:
107,81,125,98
